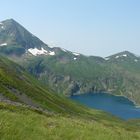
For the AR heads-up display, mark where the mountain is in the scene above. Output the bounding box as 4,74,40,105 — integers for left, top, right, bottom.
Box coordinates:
0,56,140,140
1,19,140,105
23,51,140,104
0,20,140,140
0,55,98,115
0,19,51,56
106,51,140,63
0,19,79,57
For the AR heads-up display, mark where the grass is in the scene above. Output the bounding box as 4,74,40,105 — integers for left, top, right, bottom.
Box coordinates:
0,103,140,140
1,56,140,140
0,55,127,120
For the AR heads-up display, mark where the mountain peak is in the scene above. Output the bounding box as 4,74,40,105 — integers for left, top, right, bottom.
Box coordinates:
105,50,140,62
0,18,50,56
107,51,136,58
118,51,134,55
1,18,18,24
4,18,16,22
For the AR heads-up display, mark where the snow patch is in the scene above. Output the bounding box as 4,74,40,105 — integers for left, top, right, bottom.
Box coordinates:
1,26,4,29
49,51,55,55
28,47,55,56
74,57,77,60
115,56,120,59
0,22,4,29
115,54,127,59
0,43,7,46
134,59,138,62
72,52,80,56
104,57,110,60
28,48,48,56
123,54,127,57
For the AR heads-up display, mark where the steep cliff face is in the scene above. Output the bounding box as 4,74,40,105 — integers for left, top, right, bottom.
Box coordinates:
23,52,140,104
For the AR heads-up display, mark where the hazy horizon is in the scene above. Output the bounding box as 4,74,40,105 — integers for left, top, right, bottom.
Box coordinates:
0,0,140,57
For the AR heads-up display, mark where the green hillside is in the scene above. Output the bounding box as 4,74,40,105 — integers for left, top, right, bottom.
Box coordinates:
1,56,140,139
0,55,122,120
1,19,140,105
22,52,140,104
0,55,96,116
0,102,140,140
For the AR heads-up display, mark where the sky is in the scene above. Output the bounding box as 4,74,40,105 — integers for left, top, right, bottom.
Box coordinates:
0,0,140,57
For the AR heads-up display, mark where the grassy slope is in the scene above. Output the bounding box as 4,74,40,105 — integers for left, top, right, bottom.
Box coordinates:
0,102,140,140
0,55,124,121
21,54,140,104
0,57,140,140
1,56,140,139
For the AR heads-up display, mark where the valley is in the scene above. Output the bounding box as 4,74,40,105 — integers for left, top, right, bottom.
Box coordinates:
0,19,139,104
0,19,140,139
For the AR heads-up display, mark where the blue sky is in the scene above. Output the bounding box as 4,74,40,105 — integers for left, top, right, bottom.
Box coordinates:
0,0,140,57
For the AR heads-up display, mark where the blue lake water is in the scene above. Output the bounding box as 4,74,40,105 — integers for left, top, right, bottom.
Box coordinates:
70,93,140,120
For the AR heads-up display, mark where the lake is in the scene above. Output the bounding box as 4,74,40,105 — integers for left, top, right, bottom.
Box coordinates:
70,93,140,120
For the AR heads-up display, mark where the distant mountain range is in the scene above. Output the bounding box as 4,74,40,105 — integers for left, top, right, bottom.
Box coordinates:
1,19,140,139
0,19,140,105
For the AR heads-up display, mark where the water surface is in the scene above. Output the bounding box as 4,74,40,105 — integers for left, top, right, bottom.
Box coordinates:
71,93,140,120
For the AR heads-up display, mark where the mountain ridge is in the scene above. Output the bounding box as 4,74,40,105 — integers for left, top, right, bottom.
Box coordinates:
0,18,50,56
1,19,140,105
1,19,138,58
0,55,140,139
